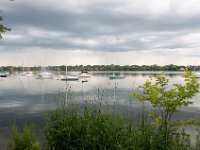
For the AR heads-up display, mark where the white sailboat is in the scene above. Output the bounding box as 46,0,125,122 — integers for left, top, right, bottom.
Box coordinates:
25,71,35,77
60,66,79,81
20,71,35,77
109,72,125,80
36,50,53,79
194,72,200,78
36,67,53,79
19,66,35,77
0,72,7,78
78,72,91,78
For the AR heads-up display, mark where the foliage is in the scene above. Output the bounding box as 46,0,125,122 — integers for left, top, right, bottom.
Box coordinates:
48,64,200,71
132,68,200,150
44,109,134,150
7,125,41,150
2,64,200,72
195,128,200,149
0,0,13,39
44,107,200,150
0,13,11,39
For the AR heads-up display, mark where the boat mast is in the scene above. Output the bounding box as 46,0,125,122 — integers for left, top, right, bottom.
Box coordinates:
66,66,68,77
65,65,68,107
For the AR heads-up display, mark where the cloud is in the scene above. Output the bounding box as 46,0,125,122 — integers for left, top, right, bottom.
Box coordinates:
0,48,199,66
0,0,200,65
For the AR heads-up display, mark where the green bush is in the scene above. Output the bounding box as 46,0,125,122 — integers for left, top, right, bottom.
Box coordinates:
132,69,200,150
7,125,41,150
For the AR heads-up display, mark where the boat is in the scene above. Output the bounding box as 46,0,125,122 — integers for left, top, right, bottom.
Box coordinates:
61,75,79,81
36,71,53,79
78,73,91,78
109,72,125,80
19,72,27,76
25,71,35,77
60,66,79,81
0,72,8,78
81,78,88,83
20,71,35,77
194,72,200,78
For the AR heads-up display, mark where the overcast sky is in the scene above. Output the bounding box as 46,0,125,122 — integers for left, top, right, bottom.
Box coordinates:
1,0,200,66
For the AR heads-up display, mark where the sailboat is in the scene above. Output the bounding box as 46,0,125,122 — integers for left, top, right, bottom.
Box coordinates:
194,72,200,78
25,71,35,77
36,67,53,79
0,72,7,78
0,67,9,78
20,71,35,77
78,71,91,78
109,72,125,80
36,50,53,79
24,67,35,77
60,66,79,81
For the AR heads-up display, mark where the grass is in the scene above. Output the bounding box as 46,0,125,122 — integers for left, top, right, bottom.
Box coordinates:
7,125,41,150
5,106,200,150
43,107,200,150
44,108,131,150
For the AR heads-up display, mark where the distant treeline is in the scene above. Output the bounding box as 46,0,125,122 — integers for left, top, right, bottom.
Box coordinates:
1,64,200,72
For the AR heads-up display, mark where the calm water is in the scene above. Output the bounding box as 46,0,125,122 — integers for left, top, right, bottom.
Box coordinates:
0,71,200,148
1,71,199,110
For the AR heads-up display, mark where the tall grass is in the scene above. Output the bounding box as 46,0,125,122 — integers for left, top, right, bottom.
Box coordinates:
44,108,132,150
6,107,200,150
43,106,200,150
7,125,41,150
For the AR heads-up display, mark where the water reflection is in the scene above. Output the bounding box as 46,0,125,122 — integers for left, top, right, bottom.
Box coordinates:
0,71,199,114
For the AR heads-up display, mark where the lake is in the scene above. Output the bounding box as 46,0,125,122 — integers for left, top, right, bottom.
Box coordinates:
0,71,200,149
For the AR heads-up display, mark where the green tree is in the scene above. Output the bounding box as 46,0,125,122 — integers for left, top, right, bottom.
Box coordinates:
0,0,12,39
0,13,10,39
132,68,199,150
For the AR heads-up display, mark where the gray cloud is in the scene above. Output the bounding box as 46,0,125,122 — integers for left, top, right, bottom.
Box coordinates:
1,0,200,53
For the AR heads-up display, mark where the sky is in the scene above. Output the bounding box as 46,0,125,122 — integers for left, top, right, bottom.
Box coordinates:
0,0,200,66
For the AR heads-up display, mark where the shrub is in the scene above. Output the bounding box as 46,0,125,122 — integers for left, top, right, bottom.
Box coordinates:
132,68,200,150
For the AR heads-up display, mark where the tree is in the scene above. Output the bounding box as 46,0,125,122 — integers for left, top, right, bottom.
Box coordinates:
0,2,11,39
132,68,199,149
0,15,11,39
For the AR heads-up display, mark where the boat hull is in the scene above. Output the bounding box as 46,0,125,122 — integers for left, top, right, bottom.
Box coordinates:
0,72,7,78
37,76,52,79
109,76,125,80
61,75,79,81
0,74,7,78
61,78,79,81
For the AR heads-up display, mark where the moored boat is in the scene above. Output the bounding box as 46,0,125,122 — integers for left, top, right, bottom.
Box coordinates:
60,66,79,81
0,72,8,78
61,75,79,81
36,71,53,79
78,73,91,78
109,72,125,80
194,72,200,78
